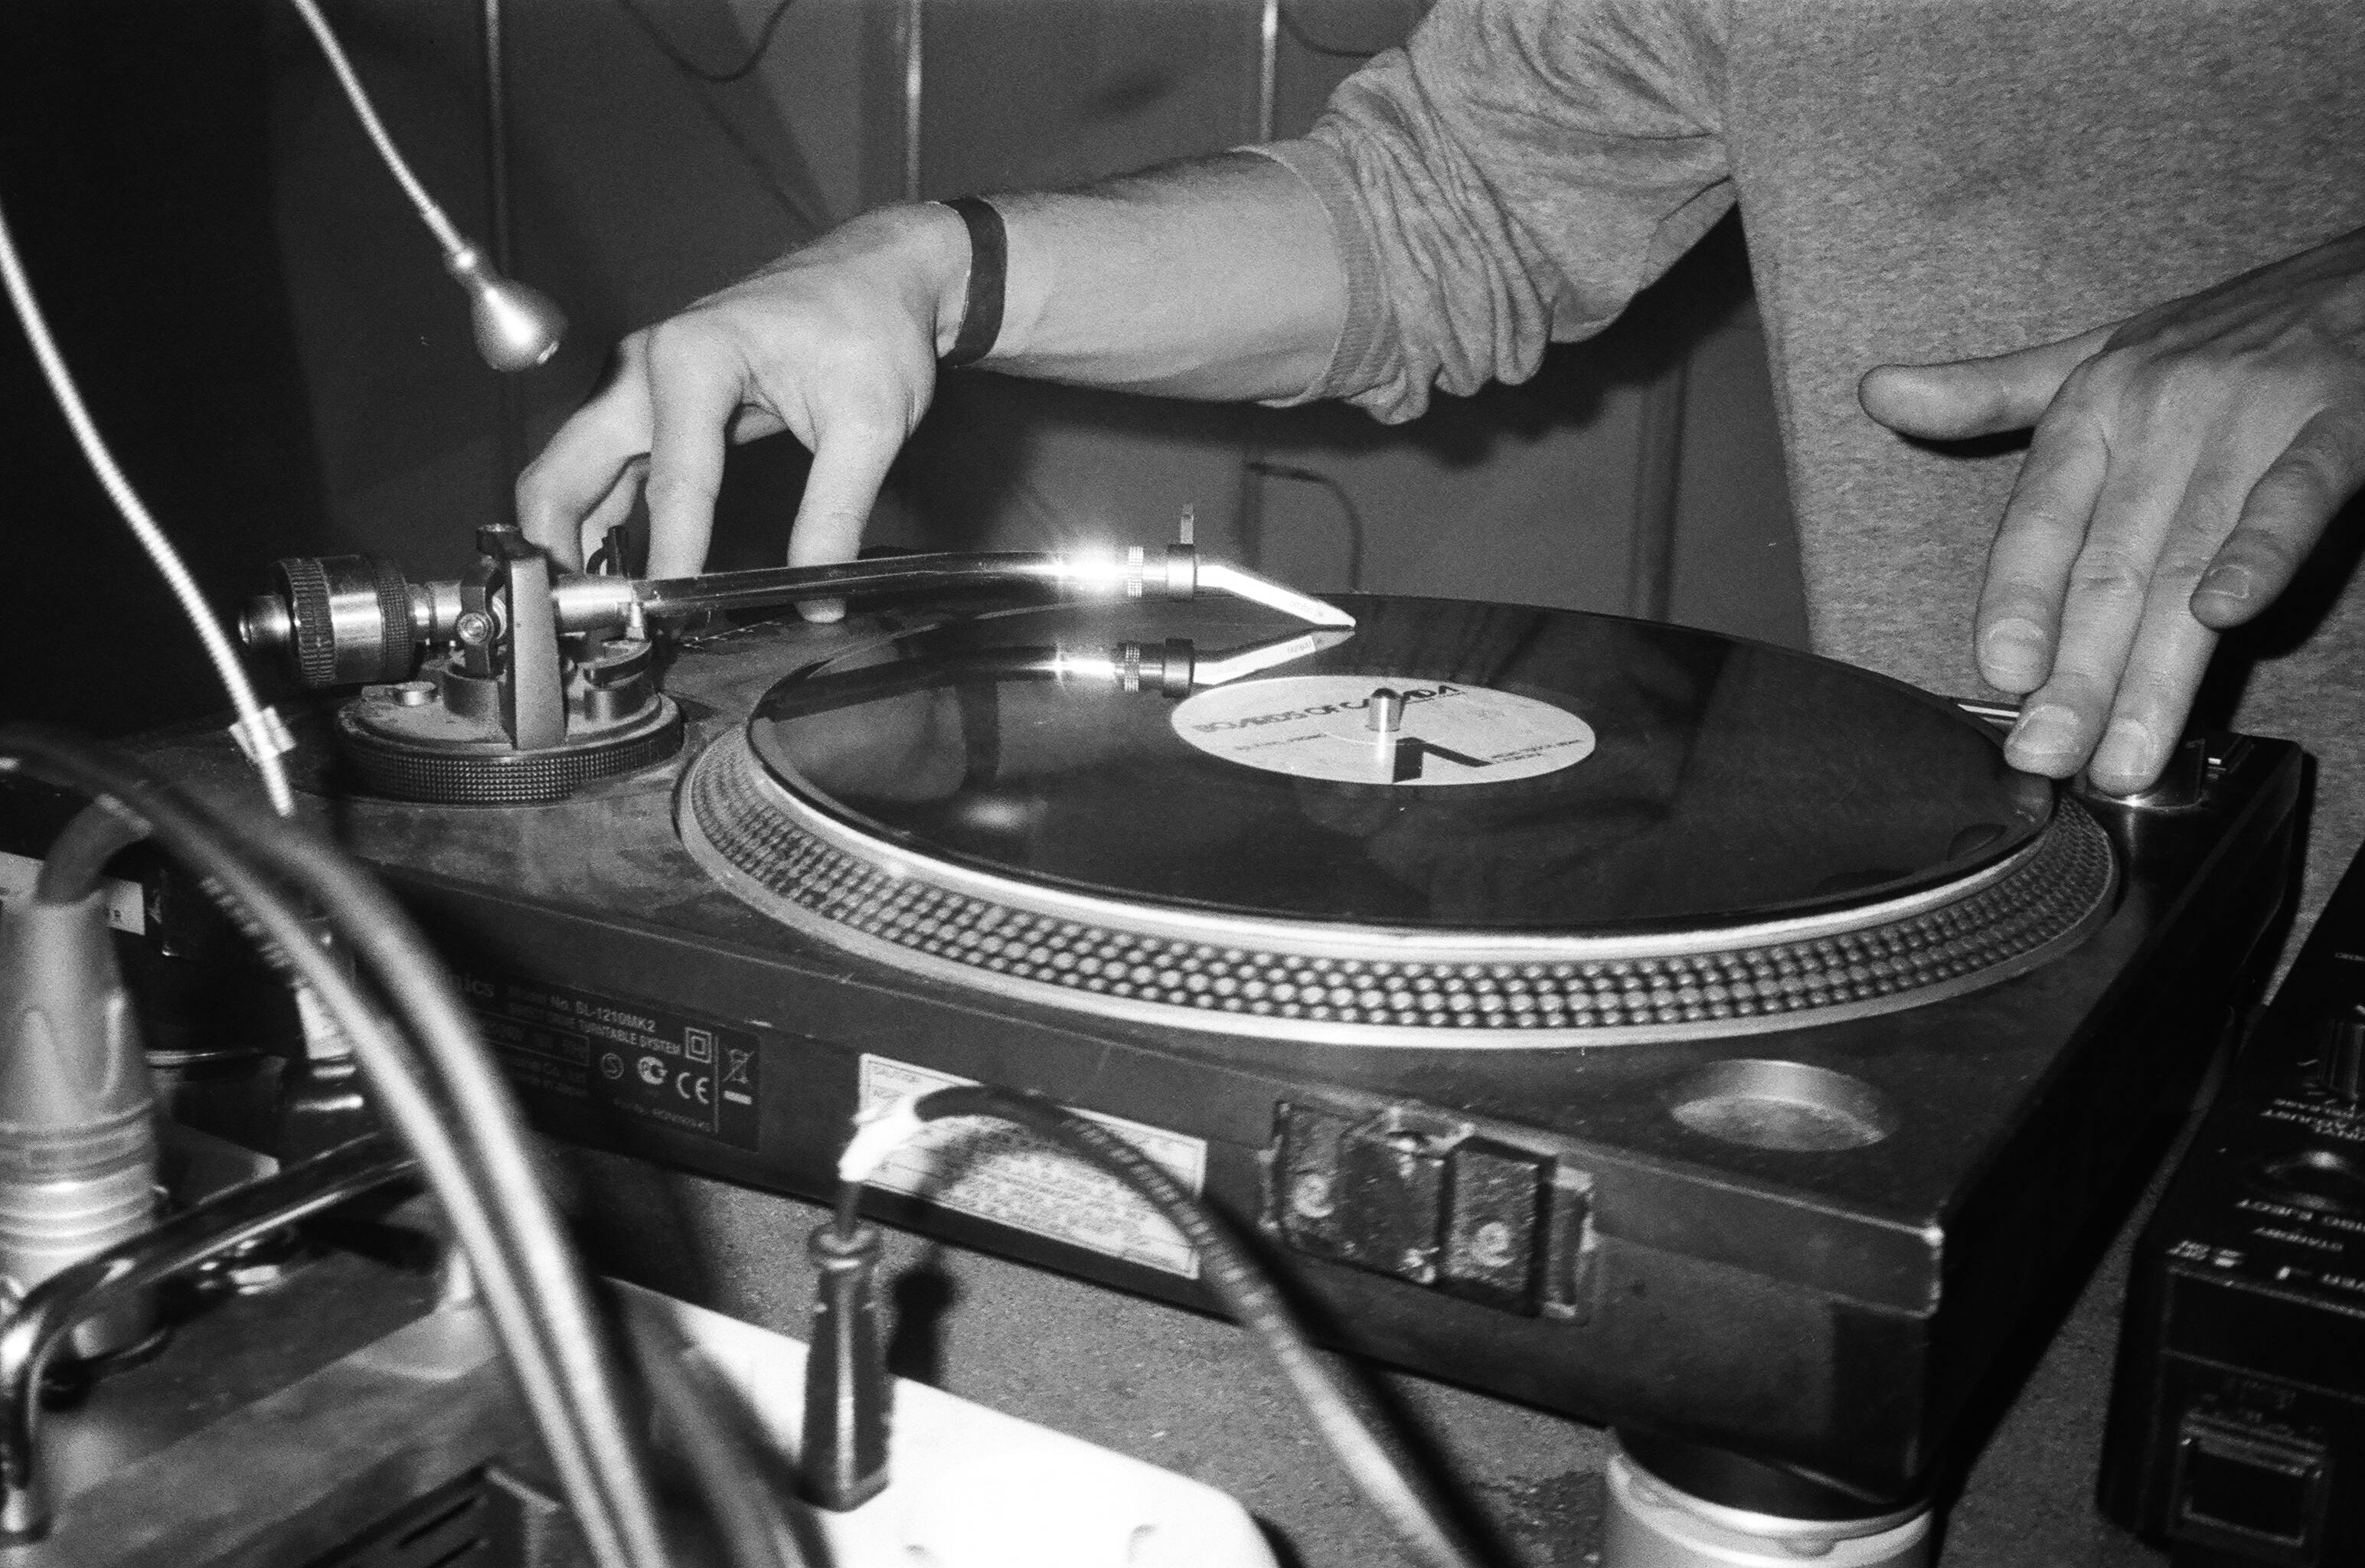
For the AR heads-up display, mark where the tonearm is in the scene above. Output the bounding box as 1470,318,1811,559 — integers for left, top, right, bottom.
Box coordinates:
238,524,1353,805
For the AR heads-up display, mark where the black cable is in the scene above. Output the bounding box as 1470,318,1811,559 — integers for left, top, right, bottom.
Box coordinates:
851,1085,1485,1568
132,732,797,1568
609,0,828,234
832,1177,863,1238
32,805,143,906
1246,459,1368,590
129,760,655,1554
626,1306,806,1568
0,729,665,1568
606,0,828,233
613,0,798,84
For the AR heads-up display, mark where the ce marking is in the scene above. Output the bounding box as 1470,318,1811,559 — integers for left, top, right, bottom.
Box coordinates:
674,1071,710,1106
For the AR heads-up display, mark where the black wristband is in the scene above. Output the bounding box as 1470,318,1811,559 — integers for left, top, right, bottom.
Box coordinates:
938,196,1007,368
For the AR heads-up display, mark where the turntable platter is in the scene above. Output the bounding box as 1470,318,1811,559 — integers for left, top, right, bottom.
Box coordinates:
679,596,2115,1045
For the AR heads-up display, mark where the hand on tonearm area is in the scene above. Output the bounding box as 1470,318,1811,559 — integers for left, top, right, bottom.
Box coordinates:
1859,224,2365,795
516,155,1341,608
516,204,971,605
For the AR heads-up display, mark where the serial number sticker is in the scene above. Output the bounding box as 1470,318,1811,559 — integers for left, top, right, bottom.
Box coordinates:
466,973,761,1153
0,851,145,934
857,1055,1206,1279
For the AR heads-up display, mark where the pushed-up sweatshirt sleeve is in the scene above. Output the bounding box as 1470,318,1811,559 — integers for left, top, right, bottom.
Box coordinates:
1259,0,1734,422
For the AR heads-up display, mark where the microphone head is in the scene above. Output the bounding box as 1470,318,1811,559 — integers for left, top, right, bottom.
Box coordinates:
444,245,567,372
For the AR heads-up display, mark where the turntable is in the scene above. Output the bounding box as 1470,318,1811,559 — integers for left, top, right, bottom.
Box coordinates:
36,530,2302,1525
681,588,2111,1050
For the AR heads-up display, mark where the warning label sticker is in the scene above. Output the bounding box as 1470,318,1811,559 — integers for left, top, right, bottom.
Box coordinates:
857,1056,1206,1279
465,973,761,1153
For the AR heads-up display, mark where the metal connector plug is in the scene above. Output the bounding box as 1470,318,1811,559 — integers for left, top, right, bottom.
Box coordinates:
0,806,159,1361
799,1216,890,1511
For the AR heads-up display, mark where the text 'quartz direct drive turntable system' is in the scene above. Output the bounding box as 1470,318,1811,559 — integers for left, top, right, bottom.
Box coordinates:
53,527,2305,1514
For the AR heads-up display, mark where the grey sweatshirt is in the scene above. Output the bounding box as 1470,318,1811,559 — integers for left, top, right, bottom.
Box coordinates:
1264,0,2365,936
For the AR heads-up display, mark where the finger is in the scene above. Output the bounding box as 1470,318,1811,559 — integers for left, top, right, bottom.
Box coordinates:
641,328,746,580
2191,404,2365,629
2002,438,2197,776
785,414,906,622
728,405,789,446
1975,407,2111,691
573,456,647,573
2086,595,2219,795
1859,322,2115,441
516,369,655,570
2081,452,2255,790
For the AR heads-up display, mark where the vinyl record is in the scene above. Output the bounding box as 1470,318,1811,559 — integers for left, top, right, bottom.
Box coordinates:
679,595,2113,1044
741,594,2051,927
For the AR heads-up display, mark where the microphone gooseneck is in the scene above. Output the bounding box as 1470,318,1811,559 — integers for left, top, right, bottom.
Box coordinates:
289,0,567,371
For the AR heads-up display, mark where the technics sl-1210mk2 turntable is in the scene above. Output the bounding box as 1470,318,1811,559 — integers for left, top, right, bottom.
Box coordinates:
76,525,2306,1529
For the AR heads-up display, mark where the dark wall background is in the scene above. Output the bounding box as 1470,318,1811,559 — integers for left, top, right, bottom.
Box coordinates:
3,2,334,736
2,0,1802,747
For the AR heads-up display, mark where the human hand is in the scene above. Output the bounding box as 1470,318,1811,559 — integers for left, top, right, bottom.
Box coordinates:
1859,227,2365,794
517,204,969,599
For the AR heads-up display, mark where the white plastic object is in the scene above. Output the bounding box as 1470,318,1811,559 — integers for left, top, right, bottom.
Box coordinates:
617,1281,1280,1568
836,1093,926,1185
228,705,297,766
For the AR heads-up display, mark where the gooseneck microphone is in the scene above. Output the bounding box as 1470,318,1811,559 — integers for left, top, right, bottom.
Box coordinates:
289,0,567,371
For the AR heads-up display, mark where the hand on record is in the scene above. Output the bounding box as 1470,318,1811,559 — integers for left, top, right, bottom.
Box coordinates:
1859,225,2365,794
516,205,968,606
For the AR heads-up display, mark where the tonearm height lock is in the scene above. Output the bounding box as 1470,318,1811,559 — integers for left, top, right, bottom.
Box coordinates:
239,525,1352,806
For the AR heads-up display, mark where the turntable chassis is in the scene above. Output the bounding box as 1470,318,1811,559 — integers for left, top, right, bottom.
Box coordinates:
67,612,2304,1506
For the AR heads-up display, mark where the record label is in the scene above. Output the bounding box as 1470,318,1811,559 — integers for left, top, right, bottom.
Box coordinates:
1168,675,1596,786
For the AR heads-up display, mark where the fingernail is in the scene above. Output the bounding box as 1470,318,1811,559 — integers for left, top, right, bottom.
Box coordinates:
1981,617,2049,688
2006,704,2082,772
2095,717,2161,788
798,596,846,625
2197,564,2252,603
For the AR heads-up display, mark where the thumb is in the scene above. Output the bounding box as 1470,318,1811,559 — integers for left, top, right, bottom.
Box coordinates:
1858,322,2114,440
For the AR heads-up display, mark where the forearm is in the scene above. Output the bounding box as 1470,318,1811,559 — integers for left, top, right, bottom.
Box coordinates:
929,151,1347,400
